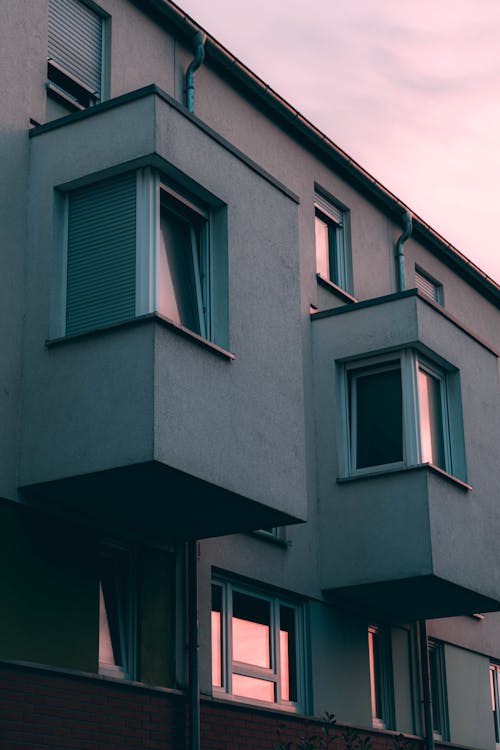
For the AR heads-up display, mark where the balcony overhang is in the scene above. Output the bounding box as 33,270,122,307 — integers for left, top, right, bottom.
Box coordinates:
20,460,298,544
325,575,500,622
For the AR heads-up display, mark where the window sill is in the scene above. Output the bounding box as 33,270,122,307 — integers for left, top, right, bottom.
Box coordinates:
337,462,471,491
211,689,301,714
0,656,184,696
316,274,356,303
46,312,235,361
247,529,290,548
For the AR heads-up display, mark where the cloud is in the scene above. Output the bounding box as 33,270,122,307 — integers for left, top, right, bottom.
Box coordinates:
180,0,500,281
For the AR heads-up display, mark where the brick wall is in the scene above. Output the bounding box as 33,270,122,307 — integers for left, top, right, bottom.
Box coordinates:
0,662,473,750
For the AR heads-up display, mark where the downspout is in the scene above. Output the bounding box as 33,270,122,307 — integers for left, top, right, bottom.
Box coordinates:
185,31,206,113
395,210,413,291
188,540,200,750
419,619,435,750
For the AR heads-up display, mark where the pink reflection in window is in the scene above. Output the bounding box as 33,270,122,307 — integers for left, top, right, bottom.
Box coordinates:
211,610,222,687
233,617,270,667
232,592,271,668
280,628,289,701
418,367,445,468
232,674,275,702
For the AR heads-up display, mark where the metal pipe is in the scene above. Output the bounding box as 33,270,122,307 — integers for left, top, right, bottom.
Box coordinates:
185,31,206,112
395,210,413,291
419,619,435,750
188,540,200,750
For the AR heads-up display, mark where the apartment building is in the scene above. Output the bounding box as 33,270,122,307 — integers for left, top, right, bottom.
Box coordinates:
1,1,499,748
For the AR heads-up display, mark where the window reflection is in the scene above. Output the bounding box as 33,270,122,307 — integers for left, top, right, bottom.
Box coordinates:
211,585,223,688
232,592,270,667
418,367,445,468
232,674,275,702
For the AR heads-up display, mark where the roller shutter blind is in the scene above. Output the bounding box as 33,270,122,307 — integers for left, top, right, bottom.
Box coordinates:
66,172,137,336
48,0,103,97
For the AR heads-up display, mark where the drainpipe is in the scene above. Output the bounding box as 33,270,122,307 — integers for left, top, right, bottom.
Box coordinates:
185,31,206,113
419,619,435,750
188,540,200,750
395,210,413,291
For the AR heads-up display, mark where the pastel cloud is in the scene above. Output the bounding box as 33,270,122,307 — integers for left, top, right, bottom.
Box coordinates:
180,0,500,282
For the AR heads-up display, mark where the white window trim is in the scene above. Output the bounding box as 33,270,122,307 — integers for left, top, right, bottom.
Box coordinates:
53,166,226,346
212,579,306,712
490,663,500,747
98,542,137,681
368,625,395,731
314,191,350,293
428,640,449,741
339,349,461,479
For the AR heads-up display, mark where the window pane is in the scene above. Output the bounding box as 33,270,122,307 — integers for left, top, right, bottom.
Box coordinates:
211,585,223,688
232,592,271,668
315,213,330,279
368,629,384,721
491,667,500,743
157,203,201,334
354,368,403,469
280,605,297,702
418,368,445,469
232,674,275,702
429,646,443,735
99,548,130,676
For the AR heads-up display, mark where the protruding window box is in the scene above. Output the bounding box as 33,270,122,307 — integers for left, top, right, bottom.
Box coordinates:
20,87,307,542
312,289,500,619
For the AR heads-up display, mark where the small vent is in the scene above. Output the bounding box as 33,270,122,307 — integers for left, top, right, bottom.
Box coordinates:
415,267,442,304
66,172,137,336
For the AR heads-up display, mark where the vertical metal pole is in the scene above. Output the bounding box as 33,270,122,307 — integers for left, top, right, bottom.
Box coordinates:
419,619,435,750
188,540,200,750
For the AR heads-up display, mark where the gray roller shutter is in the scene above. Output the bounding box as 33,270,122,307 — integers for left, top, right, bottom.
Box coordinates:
66,172,137,336
48,0,103,97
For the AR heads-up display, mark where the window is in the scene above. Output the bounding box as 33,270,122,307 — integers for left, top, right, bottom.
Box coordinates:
211,579,305,710
415,266,443,305
342,350,463,478
490,664,500,744
47,0,106,110
314,192,349,292
59,168,227,347
368,625,394,730
99,544,136,679
428,640,448,741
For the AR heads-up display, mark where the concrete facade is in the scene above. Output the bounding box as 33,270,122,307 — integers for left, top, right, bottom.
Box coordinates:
1,1,499,748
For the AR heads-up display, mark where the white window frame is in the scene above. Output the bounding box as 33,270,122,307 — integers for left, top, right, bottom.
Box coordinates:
314,192,350,292
98,542,137,681
428,640,449,741
368,625,394,730
339,349,462,479
54,167,225,346
490,663,500,747
211,579,306,712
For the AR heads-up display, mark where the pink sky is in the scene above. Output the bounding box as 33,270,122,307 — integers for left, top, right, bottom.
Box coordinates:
179,0,500,285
